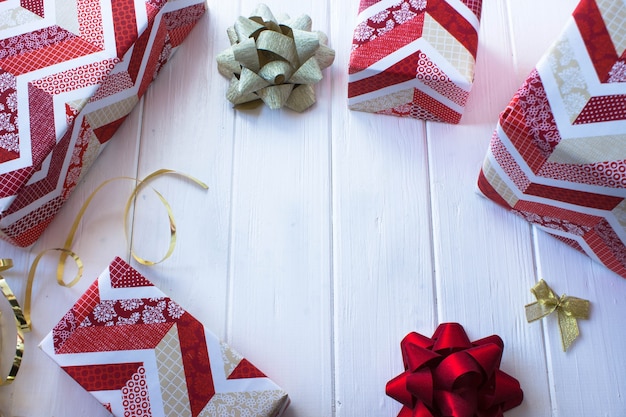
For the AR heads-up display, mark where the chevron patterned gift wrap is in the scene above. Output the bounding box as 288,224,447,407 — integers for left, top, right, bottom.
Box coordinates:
347,0,482,123
478,0,626,278
40,257,290,417
0,0,206,247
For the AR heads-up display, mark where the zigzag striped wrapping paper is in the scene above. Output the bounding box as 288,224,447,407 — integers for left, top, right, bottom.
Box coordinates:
40,257,290,417
348,0,482,123
478,0,626,279
0,0,206,247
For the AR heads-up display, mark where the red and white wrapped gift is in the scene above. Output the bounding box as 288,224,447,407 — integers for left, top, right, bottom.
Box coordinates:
478,0,626,278
0,0,206,247
348,0,482,123
40,257,290,417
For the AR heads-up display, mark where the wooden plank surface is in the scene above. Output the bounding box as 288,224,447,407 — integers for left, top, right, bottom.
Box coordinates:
1,1,625,416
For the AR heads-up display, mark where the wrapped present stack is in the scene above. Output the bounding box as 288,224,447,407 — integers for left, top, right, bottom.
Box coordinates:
0,0,206,247
348,0,482,123
40,257,290,417
478,0,626,278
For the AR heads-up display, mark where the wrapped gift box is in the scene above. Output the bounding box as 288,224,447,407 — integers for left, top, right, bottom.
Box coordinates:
40,257,290,417
478,0,626,278
348,0,482,123
0,0,206,247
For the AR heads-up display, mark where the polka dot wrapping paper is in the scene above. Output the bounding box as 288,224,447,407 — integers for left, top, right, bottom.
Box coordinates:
347,0,482,123
0,0,205,247
40,257,290,417
478,0,626,279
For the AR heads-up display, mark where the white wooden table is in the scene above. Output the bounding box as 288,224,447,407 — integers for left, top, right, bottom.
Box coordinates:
1,0,625,416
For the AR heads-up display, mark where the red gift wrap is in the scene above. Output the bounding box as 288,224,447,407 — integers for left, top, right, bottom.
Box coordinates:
40,257,290,417
348,0,482,123
478,0,626,278
0,0,206,247
386,323,523,417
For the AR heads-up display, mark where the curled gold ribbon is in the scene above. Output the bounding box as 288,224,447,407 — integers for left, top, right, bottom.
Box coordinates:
216,3,335,112
38,169,208,290
525,279,590,351
123,169,207,266
0,259,30,386
3,169,207,384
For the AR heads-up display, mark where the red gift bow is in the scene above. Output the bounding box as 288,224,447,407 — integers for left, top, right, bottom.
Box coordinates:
386,323,523,417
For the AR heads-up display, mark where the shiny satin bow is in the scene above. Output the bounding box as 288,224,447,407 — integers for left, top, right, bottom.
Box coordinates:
525,279,590,352
386,323,523,417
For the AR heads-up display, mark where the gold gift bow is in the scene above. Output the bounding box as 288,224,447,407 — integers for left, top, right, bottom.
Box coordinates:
216,3,335,112
525,279,590,351
1,169,207,383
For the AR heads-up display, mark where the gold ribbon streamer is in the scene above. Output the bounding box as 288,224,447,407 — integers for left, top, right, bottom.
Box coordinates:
216,3,335,112
124,169,208,266
525,279,590,351
0,259,29,386
49,169,207,287
5,169,207,383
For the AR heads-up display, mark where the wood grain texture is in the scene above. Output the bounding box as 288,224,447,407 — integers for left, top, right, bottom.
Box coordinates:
332,4,436,417
0,1,625,416
427,3,548,416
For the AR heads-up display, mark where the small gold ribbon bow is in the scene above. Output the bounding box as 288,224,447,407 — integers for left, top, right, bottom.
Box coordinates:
216,3,335,112
525,279,590,351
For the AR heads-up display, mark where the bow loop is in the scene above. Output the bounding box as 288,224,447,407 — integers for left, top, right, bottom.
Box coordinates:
406,368,435,408
387,371,416,408
559,295,590,319
433,351,483,392
401,332,440,372
434,389,477,417
486,370,525,412
465,343,503,382
432,323,472,353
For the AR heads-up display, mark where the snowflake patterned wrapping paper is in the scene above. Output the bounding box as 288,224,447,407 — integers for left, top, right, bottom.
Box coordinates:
347,0,482,123
39,257,290,417
478,0,626,279
0,0,206,247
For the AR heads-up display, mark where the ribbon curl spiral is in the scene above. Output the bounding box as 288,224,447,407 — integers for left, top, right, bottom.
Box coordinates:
216,4,335,112
0,259,29,386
